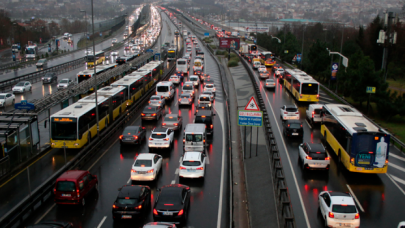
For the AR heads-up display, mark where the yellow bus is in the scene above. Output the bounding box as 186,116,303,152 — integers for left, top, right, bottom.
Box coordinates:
320,104,390,173
86,51,105,68
50,86,127,149
260,52,276,67
111,76,149,107
283,69,319,102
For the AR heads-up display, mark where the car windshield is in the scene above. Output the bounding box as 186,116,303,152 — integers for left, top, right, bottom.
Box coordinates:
144,106,157,112
301,83,319,95
60,79,69,83
190,78,197,81
309,151,327,159
117,198,138,205
134,159,152,167
199,96,210,101
195,116,212,124
206,84,214,88
157,86,169,92
185,134,202,142
266,79,275,83
181,95,190,99
332,204,357,213
286,108,297,112
38,59,46,63
177,61,186,65
16,82,25,86
150,96,161,100
56,181,76,192
0,95,5,99
183,160,201,166
170,76,178,80
123,127,139,135
183,85,192,91
164,116,177,121
314,109,322,114
152,133,167,139
289,123,301,129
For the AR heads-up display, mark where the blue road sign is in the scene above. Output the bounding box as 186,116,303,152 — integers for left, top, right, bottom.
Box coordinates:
238,110,263,127
331,62,338,80
15,100,35,110
366,86,376,94
204,32,209,37
296,53,302,63
146,49,154,53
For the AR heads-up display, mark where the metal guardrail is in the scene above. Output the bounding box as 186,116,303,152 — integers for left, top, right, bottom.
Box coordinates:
0,62,176,228
0,156,10,177
236,51,296,228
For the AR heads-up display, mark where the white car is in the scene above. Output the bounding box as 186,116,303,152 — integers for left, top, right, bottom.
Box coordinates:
203,83,216,94
148,127,175,150
149,95,165,107
198,94,212,107
0,93,15,107
258,66,267,73
280,105,299,120
318,191,360,228
12,81,32,93
189,75,200,87
202,91,214,100
306,104,323,125
178,94,193,106
193,40,198,44
112,38,118,44
57,78,74,90
298,143,330,170
264,79,276,89
179,152,206,179
110,51,118,56
131,153,162,181
186,47,192,53
169,75,180,84
275,68,284,77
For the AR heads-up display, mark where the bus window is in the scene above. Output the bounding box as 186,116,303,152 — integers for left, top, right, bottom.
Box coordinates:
301,83,319,95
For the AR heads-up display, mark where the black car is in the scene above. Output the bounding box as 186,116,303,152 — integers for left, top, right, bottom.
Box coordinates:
194,110,215,135
203,78,214,86
26,221,73,228
141,105,164,121
153,184,190,225
120,126,147,145
112,185,151,220
282,120,303,138
195,104,212,114
42,72,58,84
116,57,128,65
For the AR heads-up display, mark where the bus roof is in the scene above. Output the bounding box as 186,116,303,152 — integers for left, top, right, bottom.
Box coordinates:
77,68,105,76
97,86,126,96
261,51,272,55
285,69,318,84
323,104,382,135
111,77,140,86
87,50,104,56
51,97,107,119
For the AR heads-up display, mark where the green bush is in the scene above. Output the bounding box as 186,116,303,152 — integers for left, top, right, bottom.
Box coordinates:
210,44,217,49
230,56,239,62
45,52,49,58
228,60,238,67
41,54,44,58
230,53,238,59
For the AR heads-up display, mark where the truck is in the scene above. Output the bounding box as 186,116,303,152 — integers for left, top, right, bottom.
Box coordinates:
239,44,249,57
174,30,180,36
231,31,238,37
183,30,188,37
11,44,19,52
25,44,38,60
305,104,323,126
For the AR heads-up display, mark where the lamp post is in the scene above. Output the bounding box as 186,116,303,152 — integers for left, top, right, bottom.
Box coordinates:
80,10,88,60
90,0,100,137
300,24,306,69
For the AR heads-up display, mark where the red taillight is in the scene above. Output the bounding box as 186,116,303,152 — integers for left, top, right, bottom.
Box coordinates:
179,98,181,101
135,205,142,209
141,113,145,116
178,209,184,216
174,123,178,126
317,94,319,98
196,167,203,170
76,189,80,197
148,101,151,103
266,83,268,85
180,166,186,169
189,99,192,102
113,204,118,209
152,113,156,116
149,138,153,141
147,169,154,173
210,124,213,129
133,136,138,139
163,138,169,141
328,212,334,218
183,139,185,143
295,112,299,114
153,209,158,215
162,123,166,126
53,188,56,194
131,169,136,173
325,157,330,160
284,112,288,114
355,213,359,219
119,135,123,139
306,156,312,160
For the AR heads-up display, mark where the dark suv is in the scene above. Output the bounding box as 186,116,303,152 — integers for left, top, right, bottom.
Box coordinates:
42,72,58,84
194,110,215,135
282,120,303,138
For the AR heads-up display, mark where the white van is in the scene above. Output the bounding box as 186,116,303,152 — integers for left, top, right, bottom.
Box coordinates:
189,75,200,87
156,81,175,100
253,60,261,69
183,124,207,152
198,94,212,107
176,58,188,76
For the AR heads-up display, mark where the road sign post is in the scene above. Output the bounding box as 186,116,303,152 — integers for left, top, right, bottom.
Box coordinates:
238,97,262,158
366,86,376,114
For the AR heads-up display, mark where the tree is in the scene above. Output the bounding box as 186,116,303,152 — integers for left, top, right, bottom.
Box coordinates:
304,39,329,76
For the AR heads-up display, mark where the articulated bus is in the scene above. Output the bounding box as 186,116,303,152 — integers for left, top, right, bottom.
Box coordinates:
321,104,390,173
50,86,127,149
167,48,176,61
77,63,118,94
86,51,105,68
260,51,276,67
283,69,319,102
111,76,146,106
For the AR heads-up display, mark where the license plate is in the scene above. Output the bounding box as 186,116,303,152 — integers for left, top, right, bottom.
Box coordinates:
365,168,374,170
292,133,299,136
137,171,146,174
122,215,132,219
187,169,196,172
146,114,151,116
339,223,350,227
155,143,162,145
61,194,71,197
163,212,173,216
124,138,132,141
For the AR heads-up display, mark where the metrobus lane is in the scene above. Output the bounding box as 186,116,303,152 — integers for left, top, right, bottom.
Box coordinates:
21,57,227,228
247,60,405,227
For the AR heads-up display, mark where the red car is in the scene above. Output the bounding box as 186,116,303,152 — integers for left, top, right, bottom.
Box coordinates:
54,170,98,206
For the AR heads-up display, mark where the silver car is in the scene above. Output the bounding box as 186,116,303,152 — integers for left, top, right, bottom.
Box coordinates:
149,95,165,107
264,79,276,89
178,94,193,106
161,114,183,131
57,79,74,90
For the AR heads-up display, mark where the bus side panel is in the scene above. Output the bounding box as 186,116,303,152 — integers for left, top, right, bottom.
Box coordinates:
99,116,107,131
135,89,143,101
89,124,98,139
321,125,351,170
284,80,292,91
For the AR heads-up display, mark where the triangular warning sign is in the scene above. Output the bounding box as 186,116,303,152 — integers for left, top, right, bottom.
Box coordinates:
244,97,260,111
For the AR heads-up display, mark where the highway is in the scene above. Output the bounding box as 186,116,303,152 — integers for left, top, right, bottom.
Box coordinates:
0,11,140,82
239,50,405,228
0,7,155,218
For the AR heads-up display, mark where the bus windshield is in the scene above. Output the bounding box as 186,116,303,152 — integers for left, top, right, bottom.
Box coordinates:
86,56,95,62
51,118,77,140
78,75,91,83
168,51,176,58
26,48,35,54
301,83,318,95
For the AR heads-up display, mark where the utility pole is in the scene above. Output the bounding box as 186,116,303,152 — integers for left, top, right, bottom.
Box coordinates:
377,11,397,82
91,0,100,137
300,24,305,69
80,10,87,60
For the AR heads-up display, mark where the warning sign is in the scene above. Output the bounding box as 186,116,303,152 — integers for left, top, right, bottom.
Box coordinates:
244,97,260,111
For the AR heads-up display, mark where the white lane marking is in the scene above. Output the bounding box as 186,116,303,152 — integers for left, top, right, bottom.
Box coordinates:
97,216,107,228
305,119,312,129
390,174,405,186
390,153,405,162
346,184,365,212
205,151,210,165
179,156,183,163
263,87,311,228
389,162,405,173
35,203,56,224
215,94,226,228
175,168,179,174
171,180,176,184
127,177,131,184
386,173,405,196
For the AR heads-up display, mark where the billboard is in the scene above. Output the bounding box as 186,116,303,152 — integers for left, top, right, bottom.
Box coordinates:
245,27,269,33
219,37,240,50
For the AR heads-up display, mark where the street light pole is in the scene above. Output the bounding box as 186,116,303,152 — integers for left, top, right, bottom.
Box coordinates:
80,10,88,60
300,24,305,69
90,0,100,136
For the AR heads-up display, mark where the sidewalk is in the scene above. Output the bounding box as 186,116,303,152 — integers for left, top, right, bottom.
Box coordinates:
220,57,279,228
